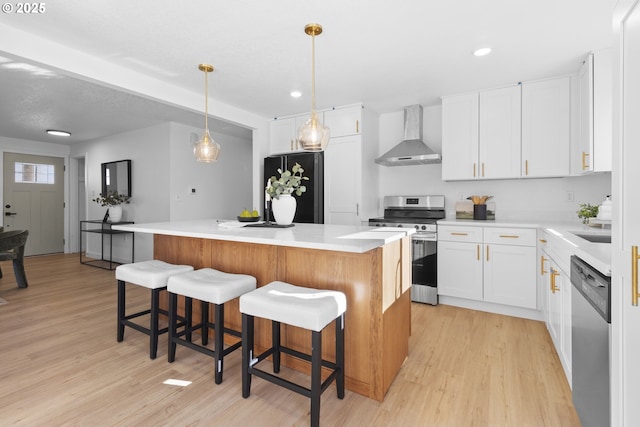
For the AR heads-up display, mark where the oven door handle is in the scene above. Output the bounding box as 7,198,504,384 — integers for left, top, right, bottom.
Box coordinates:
412,234,437,242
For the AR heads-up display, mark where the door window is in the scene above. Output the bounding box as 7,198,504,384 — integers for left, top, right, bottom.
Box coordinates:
14,162,55,184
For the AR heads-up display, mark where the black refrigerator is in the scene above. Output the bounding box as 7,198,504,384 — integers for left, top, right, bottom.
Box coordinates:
264,152,324,224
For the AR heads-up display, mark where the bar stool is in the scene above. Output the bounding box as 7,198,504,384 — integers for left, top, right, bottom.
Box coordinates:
116,260,194,359
240,281,346,427
167,268,257,384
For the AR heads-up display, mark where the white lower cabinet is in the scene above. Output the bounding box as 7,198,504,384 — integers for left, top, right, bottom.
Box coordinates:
438,225,537,310
539,235,572,385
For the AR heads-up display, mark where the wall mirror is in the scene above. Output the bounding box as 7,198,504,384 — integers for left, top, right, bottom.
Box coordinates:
101,159,131,196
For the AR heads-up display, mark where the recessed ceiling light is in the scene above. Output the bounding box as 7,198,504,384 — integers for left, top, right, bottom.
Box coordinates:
46,130,71,137
290,90,302,98
473,48,492,57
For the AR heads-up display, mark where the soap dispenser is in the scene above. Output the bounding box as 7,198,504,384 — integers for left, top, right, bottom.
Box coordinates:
597,195,612,220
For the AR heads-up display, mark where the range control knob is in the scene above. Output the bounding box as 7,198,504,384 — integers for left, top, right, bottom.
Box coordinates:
415,225,420,230
397,224,403,228
421,225,427,231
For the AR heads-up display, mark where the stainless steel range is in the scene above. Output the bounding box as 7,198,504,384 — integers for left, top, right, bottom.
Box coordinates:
369,195,445,305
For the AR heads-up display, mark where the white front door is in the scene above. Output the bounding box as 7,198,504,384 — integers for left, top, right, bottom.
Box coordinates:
3,152,64,255
613,1,640,425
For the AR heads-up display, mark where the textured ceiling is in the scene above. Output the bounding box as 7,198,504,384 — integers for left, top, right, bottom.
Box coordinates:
0,0,614,145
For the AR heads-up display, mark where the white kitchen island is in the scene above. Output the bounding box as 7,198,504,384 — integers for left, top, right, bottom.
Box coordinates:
114,220,414,401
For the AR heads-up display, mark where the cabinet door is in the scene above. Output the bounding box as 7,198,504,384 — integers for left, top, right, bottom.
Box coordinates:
483,244,537,309
437,240,483,300
521,77,571,177
577,55,594,173
442,93,479,180
269,115,307,154
478,85,522,179
324,105,361,138
324,135,361,225
547,263,562,354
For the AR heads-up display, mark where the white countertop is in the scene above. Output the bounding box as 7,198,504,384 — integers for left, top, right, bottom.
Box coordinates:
438,218,611,276
112,219,415,254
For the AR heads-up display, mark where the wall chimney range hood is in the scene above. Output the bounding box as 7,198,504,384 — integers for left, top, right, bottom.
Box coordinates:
375,104,442,166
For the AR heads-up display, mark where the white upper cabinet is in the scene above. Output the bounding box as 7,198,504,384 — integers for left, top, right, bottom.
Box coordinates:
575,49,612,174
323,105,362,138
442,85,521,180
521,76,571,177
441,93,479,180
268,114,308,154
478,85,522,179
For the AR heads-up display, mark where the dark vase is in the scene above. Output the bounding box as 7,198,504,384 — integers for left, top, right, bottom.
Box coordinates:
473,204,487,220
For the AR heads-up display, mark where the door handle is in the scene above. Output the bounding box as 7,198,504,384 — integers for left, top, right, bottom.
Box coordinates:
4,212,17,216
632,246,640,306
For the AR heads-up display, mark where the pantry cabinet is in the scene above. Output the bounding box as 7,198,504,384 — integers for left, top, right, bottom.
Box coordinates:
324,104,378,225
438,225,536,310
521,77,571,177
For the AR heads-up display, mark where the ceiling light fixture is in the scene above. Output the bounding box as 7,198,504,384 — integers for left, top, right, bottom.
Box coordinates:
297,23,330,151
46,129,71,137
473,47,492,57
290,90,302,98
193,64,220,162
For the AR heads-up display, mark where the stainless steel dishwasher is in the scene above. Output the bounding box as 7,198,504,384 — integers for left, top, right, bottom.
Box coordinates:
570,255,611,427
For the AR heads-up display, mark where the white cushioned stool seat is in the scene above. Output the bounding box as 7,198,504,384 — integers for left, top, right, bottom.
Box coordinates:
240,281,347,427
167,268,257,384
168,268,256,304
116,260,194,360
240,281,347,332
116,260,193,289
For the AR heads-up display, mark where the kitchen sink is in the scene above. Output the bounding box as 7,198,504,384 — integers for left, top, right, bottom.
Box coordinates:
573,233,612,244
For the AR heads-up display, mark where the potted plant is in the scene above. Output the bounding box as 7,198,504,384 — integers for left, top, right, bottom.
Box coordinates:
92,190,130,222
266,163,308,225
577,203,599,225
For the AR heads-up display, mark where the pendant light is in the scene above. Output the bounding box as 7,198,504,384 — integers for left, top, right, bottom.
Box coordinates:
298,23,330,151
193,64,220,162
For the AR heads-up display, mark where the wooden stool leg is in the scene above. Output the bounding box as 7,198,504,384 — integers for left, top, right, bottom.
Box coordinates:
201,300,209,346
117,280,125,342
168,292,177,363
272,321,281,373
214,303,224,384
242,313,254,398
184,296,193,342
150,288,161,359
311,330,322,427
336,314,345,399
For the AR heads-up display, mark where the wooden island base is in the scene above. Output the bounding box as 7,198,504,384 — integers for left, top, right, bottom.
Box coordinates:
154,234,411,401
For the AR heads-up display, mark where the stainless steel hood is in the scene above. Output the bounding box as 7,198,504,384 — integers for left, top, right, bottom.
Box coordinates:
375,104,442,166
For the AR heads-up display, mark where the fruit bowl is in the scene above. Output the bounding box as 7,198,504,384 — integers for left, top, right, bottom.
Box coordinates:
237,216,261,222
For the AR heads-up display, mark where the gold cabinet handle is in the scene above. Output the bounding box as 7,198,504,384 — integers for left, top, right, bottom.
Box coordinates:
582,151,590,170
356,120,359,134
541,256,548,275
482,162,485,177
451,232,468,236
550,268,560,293
525,160,529,176
499,235,519,239
486,244,489,261
473,163,477,177
539,239,547,243
477,244,480,260
633,246,640,306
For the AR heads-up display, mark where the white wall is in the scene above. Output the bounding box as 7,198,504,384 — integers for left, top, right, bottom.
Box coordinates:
169,122,252,220
376,105,612,221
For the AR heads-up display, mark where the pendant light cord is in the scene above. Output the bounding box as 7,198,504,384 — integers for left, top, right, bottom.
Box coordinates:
311,33,316,115
204,69,209,131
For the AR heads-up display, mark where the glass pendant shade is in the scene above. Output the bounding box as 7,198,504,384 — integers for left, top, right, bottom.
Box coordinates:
194,63,220,162
299,23,330,151
298,111,330,151
193,129,220,162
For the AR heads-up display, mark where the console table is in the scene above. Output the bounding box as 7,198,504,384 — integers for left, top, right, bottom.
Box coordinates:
80,220,134,270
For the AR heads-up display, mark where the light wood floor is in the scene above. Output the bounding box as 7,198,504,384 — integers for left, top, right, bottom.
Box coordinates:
0,254,581,426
